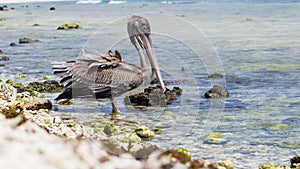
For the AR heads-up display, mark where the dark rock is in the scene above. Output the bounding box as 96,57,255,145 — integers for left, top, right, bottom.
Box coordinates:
246,18,254,22
49,7,55,10
204,85,229,98
24,99,52,110
57,23,81,30
0,6,4,11
0,63,5,67
19,37,40,44
208,73,224,78
291,156,300,168
32,23,40,27
0,49,3,54
125,86,182,107
1,56,9,61
10,42,17,46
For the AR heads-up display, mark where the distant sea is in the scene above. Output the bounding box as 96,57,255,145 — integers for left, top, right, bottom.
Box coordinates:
15,0,300,4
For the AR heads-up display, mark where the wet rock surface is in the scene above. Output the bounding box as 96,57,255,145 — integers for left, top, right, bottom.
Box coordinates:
291,156,300,168
204,85,229,98
0,56,9,61
125,86,182,107
57,23,81,30
19,37,40,44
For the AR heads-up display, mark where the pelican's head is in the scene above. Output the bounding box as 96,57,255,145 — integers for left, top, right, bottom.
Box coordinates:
127,15,152,50
127,15,166,92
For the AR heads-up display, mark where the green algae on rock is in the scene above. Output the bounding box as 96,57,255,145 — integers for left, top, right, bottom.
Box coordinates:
218,160,235,169
176,147,192,160
259,162,289,169
159,148,191,164
9,80,63,93
122,133,141,143
103,124,118,137
135,126,154,138
204,132,227,145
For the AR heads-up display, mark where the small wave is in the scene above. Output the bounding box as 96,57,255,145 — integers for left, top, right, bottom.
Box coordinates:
160,0,196,4
76,0,102,4
108,0,126,4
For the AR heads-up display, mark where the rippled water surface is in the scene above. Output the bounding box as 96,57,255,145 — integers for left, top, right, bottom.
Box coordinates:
0,1,299,168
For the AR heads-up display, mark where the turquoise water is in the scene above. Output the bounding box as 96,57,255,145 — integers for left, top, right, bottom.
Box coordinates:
0,1,299,168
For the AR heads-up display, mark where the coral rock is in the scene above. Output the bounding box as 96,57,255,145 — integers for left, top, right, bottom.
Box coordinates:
23,99,52,111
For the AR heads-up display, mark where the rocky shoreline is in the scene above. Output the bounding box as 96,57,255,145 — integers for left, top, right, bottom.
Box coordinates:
0,79,299,168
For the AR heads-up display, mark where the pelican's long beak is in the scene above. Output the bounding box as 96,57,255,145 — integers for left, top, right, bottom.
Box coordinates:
137,33,166,92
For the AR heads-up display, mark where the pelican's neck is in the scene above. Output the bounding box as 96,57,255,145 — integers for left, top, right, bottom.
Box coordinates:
138,49,154,76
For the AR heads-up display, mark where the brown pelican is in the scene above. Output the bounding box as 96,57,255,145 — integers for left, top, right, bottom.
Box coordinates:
52,15,166,113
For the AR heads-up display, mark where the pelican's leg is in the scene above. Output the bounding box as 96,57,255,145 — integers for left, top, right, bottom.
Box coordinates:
110,98,120,114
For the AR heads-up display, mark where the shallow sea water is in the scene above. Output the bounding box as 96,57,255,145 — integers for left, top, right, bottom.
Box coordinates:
0,1,299,168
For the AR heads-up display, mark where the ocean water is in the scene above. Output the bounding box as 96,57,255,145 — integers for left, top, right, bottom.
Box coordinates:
0,0,299,168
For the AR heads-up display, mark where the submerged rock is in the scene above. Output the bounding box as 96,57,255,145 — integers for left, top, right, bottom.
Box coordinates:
19,37,40,44
125,86,182,107
204,85,229,98
0,56,9,61
208,73,224,78
57,23,81,30
9,42,17,46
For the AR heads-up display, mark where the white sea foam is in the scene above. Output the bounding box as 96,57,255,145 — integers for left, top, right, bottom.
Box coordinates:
76,0,102,4
0,0,66,4
108,0,126,4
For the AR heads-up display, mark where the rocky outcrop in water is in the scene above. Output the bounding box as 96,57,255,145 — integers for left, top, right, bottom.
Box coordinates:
125,86,182,107
205,85,229,98
291,156,300,169
57,23,81,30
19,37,40,44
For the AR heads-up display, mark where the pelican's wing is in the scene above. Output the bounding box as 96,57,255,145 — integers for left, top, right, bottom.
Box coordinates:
53,50,143,99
